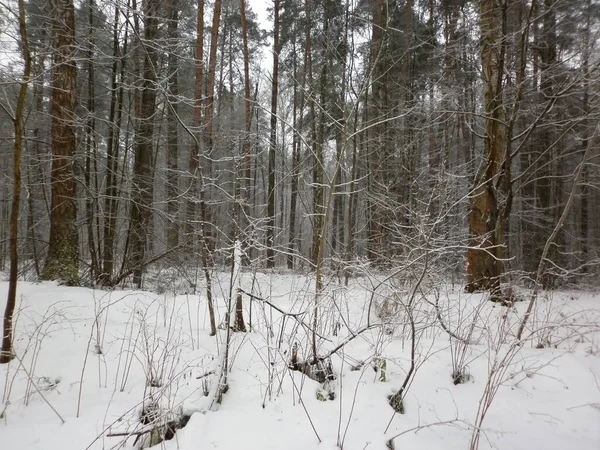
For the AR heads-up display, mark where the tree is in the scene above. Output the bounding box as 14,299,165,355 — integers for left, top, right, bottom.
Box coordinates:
367,0,391,263
99,2,129,286
1,0,31,364
266,0,280,268
128,0,159,287
166,0,180,251
42,0,79,285
466,0,508,295
239,0,253,251
0,0,595,293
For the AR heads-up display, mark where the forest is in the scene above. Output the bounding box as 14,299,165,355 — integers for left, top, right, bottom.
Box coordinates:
0,0,598,300
0,0,599,449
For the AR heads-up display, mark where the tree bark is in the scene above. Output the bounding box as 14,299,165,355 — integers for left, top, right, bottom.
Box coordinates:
128,0,159,288
1,0,31,364
99,3,128,286
42,0,79,285
466,0,508,295
240,0,253,251
266,0,280,268
84,0,100,282
166,0,180,250
367,0,389,263
288,33,302,270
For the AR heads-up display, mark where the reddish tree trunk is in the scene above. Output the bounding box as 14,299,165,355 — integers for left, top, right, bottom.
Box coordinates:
42,0,79,285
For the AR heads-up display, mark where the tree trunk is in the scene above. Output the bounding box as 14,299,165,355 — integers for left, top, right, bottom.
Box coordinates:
1,0,31,364
266,0,280,268
344,103,361,284
84,0,99,282
367,0,389,263
195,0,221,335
231,0,253,333
332,1,349,257
288,34,302,270
466,0,508,296
166,0,180,251
202,0,222,257
186,0,204,249
42,0,79,285
128,0,159,288
99,3,128,286
240,0,253,254
580,0,591,271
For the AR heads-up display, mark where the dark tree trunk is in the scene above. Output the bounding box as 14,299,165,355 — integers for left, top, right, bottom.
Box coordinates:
84,0,100,282
99,3,128,286
1,0,30,364
266,0,280,268
128,0,159,288
367,0,389,263
288,35,301,270
186,0,204,248
166,0,180,250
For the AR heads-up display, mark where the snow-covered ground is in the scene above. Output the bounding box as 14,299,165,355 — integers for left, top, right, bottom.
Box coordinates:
1,271,599,450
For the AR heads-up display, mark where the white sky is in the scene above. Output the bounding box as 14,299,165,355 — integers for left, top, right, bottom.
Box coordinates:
248,0,271,31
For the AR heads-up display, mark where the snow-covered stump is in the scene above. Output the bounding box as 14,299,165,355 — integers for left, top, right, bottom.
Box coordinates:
289,343,337,401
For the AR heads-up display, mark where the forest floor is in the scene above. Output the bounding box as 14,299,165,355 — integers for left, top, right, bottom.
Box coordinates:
0,270,599,450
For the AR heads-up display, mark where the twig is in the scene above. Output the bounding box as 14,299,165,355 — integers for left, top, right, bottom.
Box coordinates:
239,289,331,342
106,430,148,438
516,123,597,340
424,292,469,344
196,370,215,379
318,324,380,362
285,365,322,443
386,419,467,449
239,289,305,317
112,244,184,286
13,352,65,424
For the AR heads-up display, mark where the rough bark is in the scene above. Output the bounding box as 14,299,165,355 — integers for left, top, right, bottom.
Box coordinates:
128,0,159,287
42,0,79,285
466,0,508,295
367,0,389,263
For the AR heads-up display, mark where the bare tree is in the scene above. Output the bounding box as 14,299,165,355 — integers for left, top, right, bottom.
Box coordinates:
1,0,31,364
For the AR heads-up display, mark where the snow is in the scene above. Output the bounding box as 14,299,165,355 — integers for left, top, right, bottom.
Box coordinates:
1,273,599,450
